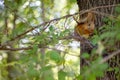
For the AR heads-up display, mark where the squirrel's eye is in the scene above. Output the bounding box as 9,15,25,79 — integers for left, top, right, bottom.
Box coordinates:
79,22,85,24
88,23,91,26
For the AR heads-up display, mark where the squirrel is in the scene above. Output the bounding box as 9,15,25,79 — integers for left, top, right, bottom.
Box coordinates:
74,12,95,39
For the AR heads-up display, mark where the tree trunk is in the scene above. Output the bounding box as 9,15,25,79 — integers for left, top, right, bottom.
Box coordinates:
77,0,120,80
77,0,120,27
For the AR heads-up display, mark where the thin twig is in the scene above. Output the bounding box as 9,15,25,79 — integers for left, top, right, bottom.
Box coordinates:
100,49,120,63
92,11,117,18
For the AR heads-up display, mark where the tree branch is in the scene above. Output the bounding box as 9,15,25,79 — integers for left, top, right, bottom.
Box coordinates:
0,46,32,51
0,45,120,63
3,4,120,46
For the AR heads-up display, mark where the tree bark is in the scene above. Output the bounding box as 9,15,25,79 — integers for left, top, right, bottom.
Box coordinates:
77,0,120,80
77,0,120,28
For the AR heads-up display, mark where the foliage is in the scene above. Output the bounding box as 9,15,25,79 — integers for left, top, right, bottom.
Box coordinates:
0,0,120,80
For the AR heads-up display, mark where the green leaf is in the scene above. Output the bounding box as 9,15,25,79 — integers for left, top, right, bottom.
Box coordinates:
58,70,67,80
12,22,27,37
116,33,120,40
91,35,100,45
81,53,90,59
27,45,38,54
40,65,52,72
102,17,109,22
87,74,96,80
115,6,120,13
67,0,76,3
92,61,108,77
46,50,61,63
1,35,8,44
76,75,83,80
107,67,114,72
32,45,38,54
49,25,54,31
114,67,119,74
40,66,54,80
100,31,115,39
27,66,39,77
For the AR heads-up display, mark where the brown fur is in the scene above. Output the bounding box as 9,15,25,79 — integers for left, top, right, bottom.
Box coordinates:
75,12,95,38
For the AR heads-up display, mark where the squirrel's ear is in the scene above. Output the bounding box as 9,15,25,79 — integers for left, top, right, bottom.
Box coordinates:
86,12,95,22
78,12,94,24
74,11,95,24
